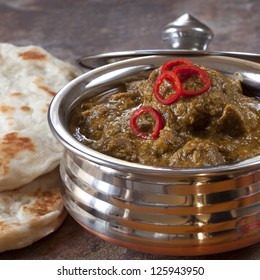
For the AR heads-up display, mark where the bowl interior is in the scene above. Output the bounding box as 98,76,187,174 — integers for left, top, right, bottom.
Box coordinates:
48,55,260,177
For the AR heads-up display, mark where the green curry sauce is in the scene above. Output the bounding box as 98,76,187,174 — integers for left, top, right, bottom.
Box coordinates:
69,62,260,167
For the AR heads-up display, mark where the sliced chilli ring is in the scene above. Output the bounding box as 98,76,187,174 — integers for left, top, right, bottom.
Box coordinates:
153,71,182,105
173,65,211,96
161,58,194,73
130,106,163,139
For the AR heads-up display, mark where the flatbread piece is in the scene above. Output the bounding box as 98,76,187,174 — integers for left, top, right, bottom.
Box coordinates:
0,43,79,190
0,168,66,253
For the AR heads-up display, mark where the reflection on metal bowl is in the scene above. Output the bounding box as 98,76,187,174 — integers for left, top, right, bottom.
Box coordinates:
48,55,260,256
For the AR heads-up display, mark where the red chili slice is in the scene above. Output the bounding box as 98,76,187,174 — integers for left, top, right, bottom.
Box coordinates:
161,58,194,73
153,71,182,105
173,65,211,96
130,106,163,139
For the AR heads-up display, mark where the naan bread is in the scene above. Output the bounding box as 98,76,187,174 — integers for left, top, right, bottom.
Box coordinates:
0,43,79,191
0,168,66,253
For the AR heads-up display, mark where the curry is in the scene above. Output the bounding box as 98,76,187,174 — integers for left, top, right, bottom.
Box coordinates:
69,58,260,167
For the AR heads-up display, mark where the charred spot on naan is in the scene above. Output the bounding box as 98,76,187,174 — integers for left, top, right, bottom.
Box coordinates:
18,49,47,61
0,106,15,127
22,189,61,217
34,77,56,96
9,92,23,98
0,132,35,176
0,221,19,231
0,105,15,114
20,106,31,112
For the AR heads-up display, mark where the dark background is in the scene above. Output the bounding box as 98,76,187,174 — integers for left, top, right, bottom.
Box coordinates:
0,0,259,260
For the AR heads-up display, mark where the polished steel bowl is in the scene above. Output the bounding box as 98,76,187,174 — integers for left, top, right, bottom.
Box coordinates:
48,55,260,256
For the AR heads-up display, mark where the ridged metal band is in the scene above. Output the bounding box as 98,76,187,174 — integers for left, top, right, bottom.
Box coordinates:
60,150,260,251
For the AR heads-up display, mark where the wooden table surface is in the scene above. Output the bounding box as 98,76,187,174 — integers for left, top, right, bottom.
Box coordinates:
0,0,259,260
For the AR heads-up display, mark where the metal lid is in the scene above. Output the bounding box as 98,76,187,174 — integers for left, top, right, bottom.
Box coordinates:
162,13,214,50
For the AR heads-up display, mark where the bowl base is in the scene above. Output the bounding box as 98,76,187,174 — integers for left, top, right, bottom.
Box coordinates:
79,221,260,256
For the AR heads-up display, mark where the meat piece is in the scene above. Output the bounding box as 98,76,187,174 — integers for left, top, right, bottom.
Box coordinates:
216,104,247,137
169,139,226,167
151,129,183,157
92,137,137,162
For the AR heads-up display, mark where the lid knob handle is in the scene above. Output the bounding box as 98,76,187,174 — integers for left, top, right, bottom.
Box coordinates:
162,13,214,50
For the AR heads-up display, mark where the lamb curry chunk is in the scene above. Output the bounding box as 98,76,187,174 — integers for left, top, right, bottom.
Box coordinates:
69,59,260,167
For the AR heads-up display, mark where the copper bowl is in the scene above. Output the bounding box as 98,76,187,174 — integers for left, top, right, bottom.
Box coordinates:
48,55,260,256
